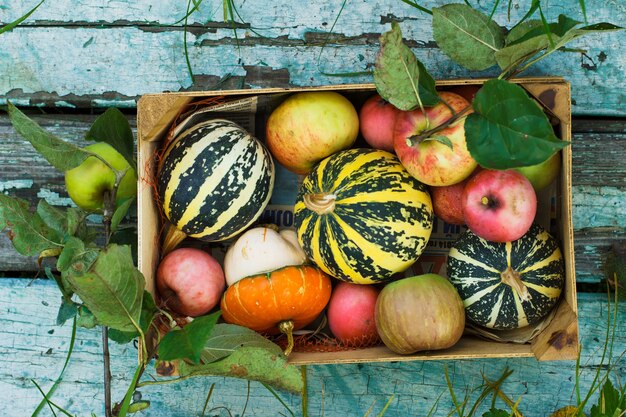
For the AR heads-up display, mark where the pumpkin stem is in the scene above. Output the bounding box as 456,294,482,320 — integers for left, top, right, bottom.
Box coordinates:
161,224,188,258
500,266,532,302
279,320,295,356
303,193,337,215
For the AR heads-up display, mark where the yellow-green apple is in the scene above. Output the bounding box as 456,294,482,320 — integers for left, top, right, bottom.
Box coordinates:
327,282,380,346
156,247,226,317
393,91,477,186
514,152,561,191
265,91,359,174
64,142,137,211
359,93,401,152
462,169,537,242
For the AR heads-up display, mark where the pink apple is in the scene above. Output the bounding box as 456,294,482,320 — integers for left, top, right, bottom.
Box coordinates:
327,282,380,346
156,247,226,317
462,169,537,242
265,91,359,174
359,93,401,152
393,91,477,186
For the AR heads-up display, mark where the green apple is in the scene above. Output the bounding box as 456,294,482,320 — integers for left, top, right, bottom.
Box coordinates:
64,142,137,211
514,152,561,191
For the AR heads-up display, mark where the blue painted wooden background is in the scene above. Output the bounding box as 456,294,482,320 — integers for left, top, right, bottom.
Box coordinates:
1,1,625,416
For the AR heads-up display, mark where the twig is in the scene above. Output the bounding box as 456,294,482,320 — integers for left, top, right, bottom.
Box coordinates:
102,190,115,417
408,104,473,144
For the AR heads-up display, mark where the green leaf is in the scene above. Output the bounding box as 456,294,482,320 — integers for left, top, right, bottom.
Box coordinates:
7,102,92,172
175,346,304,393
77,305,98,329
496,20,552,70
373,22,439,111
86,108,136,171
482,409,510,417
432,4,505,70
36,200,68,237
66,208,98,243
465,79,570,169
200,323,283,363
108,291,158,344
590,379,626,417
158,312,222,364
57,236,99,274
0,0,45,35
66,244,145,333
424,135,454,150
110,197,135,234
56,297,78,326
0,195,63,256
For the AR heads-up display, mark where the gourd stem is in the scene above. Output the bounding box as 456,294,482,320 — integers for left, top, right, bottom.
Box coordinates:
279,320,295,356
303,193,337,215
500,266,532,302
162,224,188,258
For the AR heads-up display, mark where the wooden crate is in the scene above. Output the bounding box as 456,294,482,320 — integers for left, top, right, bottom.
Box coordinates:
136,78,577,364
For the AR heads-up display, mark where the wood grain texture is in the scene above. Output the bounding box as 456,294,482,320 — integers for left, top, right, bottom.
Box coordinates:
1,0,625,115
0,278,624,417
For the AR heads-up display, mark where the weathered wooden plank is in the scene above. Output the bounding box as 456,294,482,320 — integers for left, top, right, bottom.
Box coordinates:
1,0,624,115
0,278,623,417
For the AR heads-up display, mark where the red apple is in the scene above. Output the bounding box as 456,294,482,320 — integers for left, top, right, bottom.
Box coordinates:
393,91,477,186
430,181,467,225
462,169,537,242
448,84,481,103
156,247,226,317
327,282,380,346
359,94,401,152
265,91,359,174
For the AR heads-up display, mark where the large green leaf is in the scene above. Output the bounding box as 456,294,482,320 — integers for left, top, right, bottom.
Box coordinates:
7,102,92,172
373,22,439,111
66,244,145,333
108,291,158,344
465,79,570,169
158,312,222,364
432,4,504,70
86,108,136,171
175,346,303,393
200,323,283,363
0,195,63,256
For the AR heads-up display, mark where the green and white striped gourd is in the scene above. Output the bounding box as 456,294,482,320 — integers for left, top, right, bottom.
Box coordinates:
447,223,565,330
157,119,274,243
294,148,433,284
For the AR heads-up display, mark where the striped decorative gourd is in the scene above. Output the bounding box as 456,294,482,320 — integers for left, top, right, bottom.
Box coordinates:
447,224,565,330
157,119,274,242
294,148,433,284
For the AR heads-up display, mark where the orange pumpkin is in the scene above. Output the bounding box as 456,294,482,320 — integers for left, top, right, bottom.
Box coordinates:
221,265,332,355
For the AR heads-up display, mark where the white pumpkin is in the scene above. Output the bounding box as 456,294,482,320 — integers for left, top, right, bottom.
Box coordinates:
224,226,308,286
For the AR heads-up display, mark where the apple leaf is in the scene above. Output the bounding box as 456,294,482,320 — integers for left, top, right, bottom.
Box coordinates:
482,409,510,417
77,305,98,329
158,311,222,364
111,197,135,234
424,135,454,150
0,194,64,256
7,102,92,172
66,244,145,333
432,4,505,71
374,21,439,111
174,346,303,393
86,108,136,171
57,236,99,276
108,291,158,344
200,323,283,363
56,297,79,326
465,79,570,169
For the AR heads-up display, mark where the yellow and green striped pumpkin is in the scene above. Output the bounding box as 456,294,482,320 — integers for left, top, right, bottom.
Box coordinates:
294,148,433,284
447,223,565,330
157,119,274,242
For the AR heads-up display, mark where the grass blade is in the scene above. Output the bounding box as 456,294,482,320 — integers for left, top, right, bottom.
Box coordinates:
537,3,555,49
32,317,77,416
199,383,215,417
399,0,432,15
31,379,74,417
578,0,588,24
489,0,502,19
262,383,296,417
184,0,195,83
0,0,45,35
